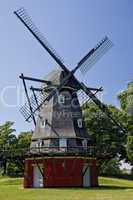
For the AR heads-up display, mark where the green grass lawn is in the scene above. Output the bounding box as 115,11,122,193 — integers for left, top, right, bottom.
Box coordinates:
0,176,133,200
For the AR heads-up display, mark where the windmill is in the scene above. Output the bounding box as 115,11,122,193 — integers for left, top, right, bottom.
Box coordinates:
14,8,126,188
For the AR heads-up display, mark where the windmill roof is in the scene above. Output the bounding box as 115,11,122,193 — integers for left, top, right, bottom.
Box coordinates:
45,67,63,85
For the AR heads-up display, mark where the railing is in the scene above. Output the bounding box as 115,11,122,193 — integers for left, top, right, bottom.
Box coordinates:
0,145,117,159
30,146,96,156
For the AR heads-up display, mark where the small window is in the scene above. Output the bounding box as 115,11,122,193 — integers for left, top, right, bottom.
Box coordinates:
35,143,39,148
41,119,48,128
59,139,67,152
58,94,65,104
77,118,82,128
82,139,87,147
59,139,67,147
36,139,43,147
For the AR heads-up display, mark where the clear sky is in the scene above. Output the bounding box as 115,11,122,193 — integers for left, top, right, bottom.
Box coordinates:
0,0,132,133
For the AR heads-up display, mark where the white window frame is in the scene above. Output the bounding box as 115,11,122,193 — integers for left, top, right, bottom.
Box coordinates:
58,94,65,104
59,138,67,147
77,118,83,128
36,139,43,148
82,139,87,148
59,138,67,152
40,119,48,128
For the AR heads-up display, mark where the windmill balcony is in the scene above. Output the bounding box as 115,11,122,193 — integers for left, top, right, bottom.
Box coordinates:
29,145,95,156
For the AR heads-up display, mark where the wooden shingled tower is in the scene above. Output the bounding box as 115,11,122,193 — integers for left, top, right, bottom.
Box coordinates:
14,8,126,188
31,68,89,152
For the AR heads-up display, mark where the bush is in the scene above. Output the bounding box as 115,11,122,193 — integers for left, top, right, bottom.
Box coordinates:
6,162,23,177
99,158,122,176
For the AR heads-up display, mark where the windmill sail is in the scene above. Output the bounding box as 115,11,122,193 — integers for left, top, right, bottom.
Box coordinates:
77,88,102,105
20,91,48,122
79,36,113,75
14,8,69,73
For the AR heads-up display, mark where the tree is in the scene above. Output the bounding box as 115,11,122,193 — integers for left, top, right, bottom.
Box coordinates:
118,81,133,163
17,131,32,149
98,158,121,176
0,122,32,176
126,136,133,164
118,81,133,135
82,102,126,158
0,121,16,175
6,131,32,177
14,131,32,175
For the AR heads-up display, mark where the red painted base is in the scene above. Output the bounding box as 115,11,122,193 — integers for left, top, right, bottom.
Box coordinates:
24,157,98,188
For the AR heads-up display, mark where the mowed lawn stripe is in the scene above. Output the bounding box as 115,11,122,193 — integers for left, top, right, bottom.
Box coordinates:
0,177,133,200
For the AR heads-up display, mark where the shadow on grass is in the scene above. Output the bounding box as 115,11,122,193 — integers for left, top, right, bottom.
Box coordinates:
34,185,133,190
96,185,133,190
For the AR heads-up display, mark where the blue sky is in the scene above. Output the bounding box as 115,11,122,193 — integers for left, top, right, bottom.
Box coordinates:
0,0,132,133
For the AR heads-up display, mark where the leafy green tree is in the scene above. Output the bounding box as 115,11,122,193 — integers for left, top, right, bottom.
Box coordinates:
0,122,32,176
82,102,126,158
0,121,16,175
126,136,133,164
12,131,32,175
98,158,121,176
6,131,32,177
17,131,32,149
118,81,133,135
118,81,133,164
